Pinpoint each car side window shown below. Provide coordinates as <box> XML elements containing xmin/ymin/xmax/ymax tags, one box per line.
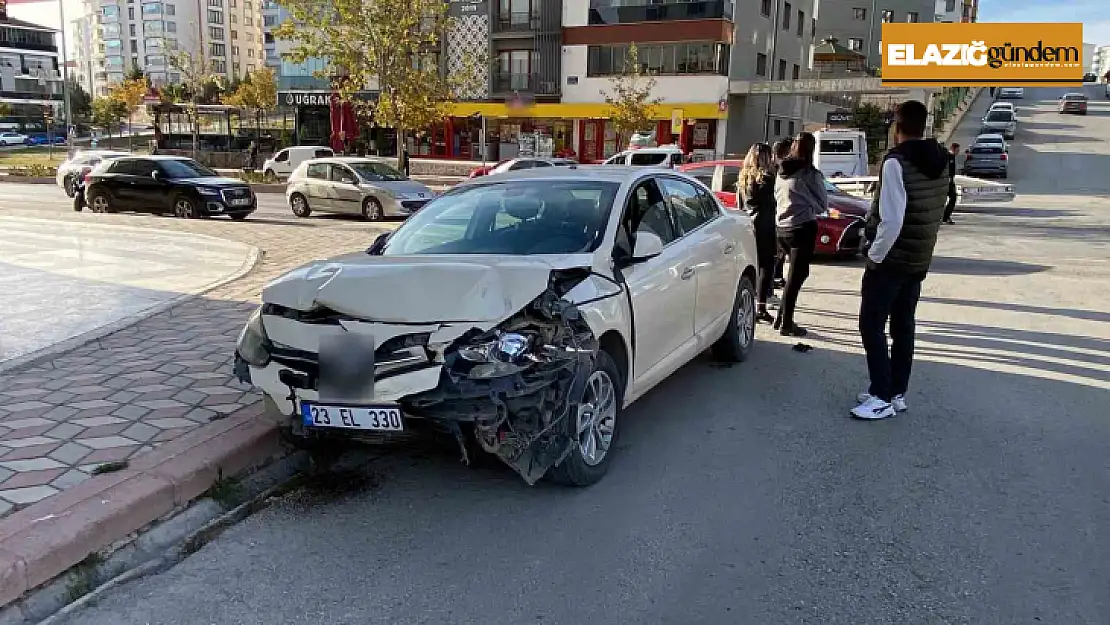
<box><xmin>306</xmin><ymin>163</ymin><xmax>329</xmax><ymax>180</ymax></box>
<box><xmin>509</xmin><ymin>160</ymin><xmax>534</xmax><ymax>170</ymax></box>
<box><xmin>314</xmin><ymin>149</ymin><xmax>334</xmax><ymax>158</ymax></box>
<box><xmin>329</xmin><ymin>165</ymin><xmax>356</xmax><ymax>184</ymax></box>
<box><xmin>629</xmin><ymin>179</ymin><xmax>677</xmax><ymax>245</ymax></box>
<box><xmin>603</xmin><ymin>153</ymin><xmax>626</xmax><ymax>165</ymax></box>
<box><xmin>720</xmin><ymin>166</ymin><xmax>740</xmax><ymax>193</ymax></box>
<box><xmin>109</xmin><ymin>159</ymin><xmax>136</xmax><ymax>175</ymax></box>
<box><xmin>133</xmin><ymin>160</ymin><xmax>158</xmax><ymax>177</ymax></box>
<box><xmin>661</xmin><ymin>177</ymin><xmax>712</xmax><ymax>234</ymax></box>
<box><xmin>684</xmin><ymin>165</ymin><xmax>716</xmax><ymax>189</ymax></box>
<box><xmin>630</xmin><ymin>152</ymin><xmax>668</xmax><ymax>166</ymax></box>
<box><xmin>695</xmin><ymin>188</ymin><xmax>721</xmax><ymax>222</ymax></box>
<box><xmin>533</xmin><ymin>160</ymin><xmax>553</xmax><ymax>167</ymax></box>
<box><xmin>274</xmin><ymin>150</ymin><xmax>288</xmax><ymax>162</ymax></box>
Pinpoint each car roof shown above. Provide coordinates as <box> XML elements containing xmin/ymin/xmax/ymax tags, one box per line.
<box><xmin>114</xmin><ymin>155</ymin><xmax>195</xmax><ymax>161</ymax></box>
<box><xmin>1063</xmin><ymin>93</ymin><xmax>1087</xmax><ymax>98</ymax></box>
<box><xmin>457</xmin><ymin>165</ymin><xmax>692</xmax><ymax>187</ymax></box>
<box><xmin>975</xmin><ymin>133</ymin><xmax>1005</xmax><ymax>140</ymax></box>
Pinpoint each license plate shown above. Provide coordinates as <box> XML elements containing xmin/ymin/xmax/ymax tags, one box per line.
<box><xmin>230</xmin><ymin>198</ymin><xmax>251</xmax><ymax>207</ymax></box>
<box><xmin>300</xmin><ymin>402</ymin><xmax>404</xmax><ymax>431</ymax></box>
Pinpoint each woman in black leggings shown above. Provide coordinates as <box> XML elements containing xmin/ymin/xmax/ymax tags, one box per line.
<box><xmin>738</xmin><ymin>142</ymin><xmax>777</xmax><ymax>323</ymax></box>
<box><xmin>772</xmin><ymin>132</ymin><xmax>827</xmax><ymax>337</ymax></box>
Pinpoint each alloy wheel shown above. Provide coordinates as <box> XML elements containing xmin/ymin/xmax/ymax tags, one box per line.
<box><xmin>576</xmin><ymin>370</ymin><xmax>617</xmax><ymax>466</ymax></box>
<box><xmin>175</xmin><ymin>198</ymin><xmax>196</xmax><ymax>219</ymax></box>
<box><xmin>364</xmin><ymin>198</ymin><xmax>384</xmax><ymax>221</ymax></box>
<box><xmin>90</xmin><ymin>195</ymin><xmax>109</xmax><ymax>213</ymax></box>
<box><xmin>737</xmin><ymin>285</ymin><xmax>756</xmax><ymax>350</ymax></box>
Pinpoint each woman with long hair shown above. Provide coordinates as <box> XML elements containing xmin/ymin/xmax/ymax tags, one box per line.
<box><xmin>738</xmin><ymin>142</ymin><xmax>778</xmax><ymax>323</ymax></box>
<box><xmin>772</xmin><ymin>132</ymin><xmax>827</xmax><ymax>337</ymax></box>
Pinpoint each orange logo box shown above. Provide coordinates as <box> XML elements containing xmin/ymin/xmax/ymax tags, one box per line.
<box><xmin>881</xmin><ymin>22</ymin><xmax>1084</xmax><ymax>87</ymax></box>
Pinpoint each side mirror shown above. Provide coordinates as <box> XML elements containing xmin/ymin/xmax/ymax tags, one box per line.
<box><xmin>366</xmin><ymin>232</ymin><xmax>390</xmax><ymax>255</ymax></box>
<box><xmin>631</xmin><ymin>231</ymin><xmax>664</xmax><ymax>262</ymax></box>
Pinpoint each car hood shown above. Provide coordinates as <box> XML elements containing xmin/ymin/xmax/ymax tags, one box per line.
<box><xmin>262</xmin><ymin>254</ymin><xmax>590</xmax><ymax>324</ymax></box>
<box><xmin>174</xmin><ymin>177</ymin><xmax>250</xmax><ymax>187</ymax></box>
<box><xmin>370</xmin><ymin>180</ymin><xmax>434</xmax><ymax>197</ymax></box>
<box><xmin>828</xmin><ymin>194</ymin><xmax>869</xmax><ymax>217</ymax></box>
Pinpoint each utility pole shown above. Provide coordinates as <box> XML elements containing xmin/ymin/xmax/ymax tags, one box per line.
<box><xmin>58</xmin><ymin>0</ymin><xmax>74</xmax><ymax>156</ymax></box>
<box><xmin>866</xmin><ymin>0</ymin><xmax>879</xmax><ymax>69</ymax></box>
<box><xmin>761</xmin><ymin>0</ymin><xmax>783</xmax><ymax>141</ymax></box>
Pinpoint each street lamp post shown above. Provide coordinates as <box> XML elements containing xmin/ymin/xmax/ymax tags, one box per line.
<box><xmin>57</xmin><ymin>0</ymin><xmax>74</xmax><ymax>155</ymax></box>
<box><xmin>761</xmin><ymin>0</ymin><xmax>783</xmax><ymax>141</ymax></box>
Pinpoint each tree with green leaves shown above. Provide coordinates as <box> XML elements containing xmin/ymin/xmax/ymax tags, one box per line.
<box><xmin>67</xmin><ymin>79</ymin><xmax>93</xmax><ymax>121</ymax></box>
<box><xmin>111</xmin><ymin>78</ymin><xmax>148</xmax><ymax>152</ymax></box>
<box><xmin>0</xmin><ymin>102</ymin><xmax>12</xmax><ymax>119</ymax></box>
<box><xmin>91</xmin><ymin>95</ymin><xmax>128</xmax><ymax>138</ymax></box>
<box><xmin>223</xmin><ymin>66</ymin><xmax>278</xmax><ymax>137</ymax></box>
<box><xmin>126</xmin><ymin>65</ymin><xmax>146</xmax><ymax>81</ymax></box>
<box><xmin>274</xmin><ymin>0</ymin><xmax>479</xmax><ymax>166</ymax></box>
<box><xmin>601</xmin><ymin>43</ymin><xmax>662</xmax><ymax>150</ymax></box>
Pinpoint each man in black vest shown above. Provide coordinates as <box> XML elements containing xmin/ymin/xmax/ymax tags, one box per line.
<box><xmin>852</xmin><ymin>100</ymin><xmax>950</xmax><ymax>420</ymax></box>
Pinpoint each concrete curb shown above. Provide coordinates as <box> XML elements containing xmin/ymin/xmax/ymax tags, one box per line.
<box><xmin>937</xmin><ymin>87</ymin><xmax>984</xmax><ymax>144</ymax></box>
<box><xmin>0</xmin><ymin>219</ymin><xmax>263</xmax><ymax>375</ymax></box>
<box><xmin>0</xmin><ymin>177</ymin><xmax>54</xmax><ymax>185</ymax></box>
<box><xmin>0</xmin><ymin>402</ymin><xmax>284</xmax><ymax>610</ymax></box>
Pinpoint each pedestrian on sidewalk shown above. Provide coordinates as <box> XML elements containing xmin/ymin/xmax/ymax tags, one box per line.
<box><xmin>773</xmin><ymin>132</ymin><xmax>827</xmax><ymax>337</ymax></box>
<box><xmin>852</xmin><ymin>100</ymin><xmax>950</xmax><ymax>420</ymax></box>
<box><xmin>739</xmin><ymin>142</ymin><xmax>778</xmax><ymax>324</ymax></box>
<box><xmin>770</xmin><ymin>138</ymin><xmax>793</xmax><ymax>289</ymax></box>
<box><xmin>943</xmin><ymin>142</ymin><xmax>960</xmax><ymax>224</ymax></box>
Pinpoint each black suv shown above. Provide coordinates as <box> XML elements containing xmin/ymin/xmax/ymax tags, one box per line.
<box><xmin>85</xmin><ymin>156</ymin><xmax>256</xmax><ymax>220</ymax></box>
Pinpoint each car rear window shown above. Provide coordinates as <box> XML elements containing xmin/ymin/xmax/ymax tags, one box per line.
<box><xmin>1063</xmin><ymin>95</ymin><xmax>1088</xmax><ymax>101</ymax></box>
<box><xmin>970</xmin><ymin>146</ymin><xmax>1003</xmax><ymax>154</ymax></box>
<box><xmin>630</xmin><ymin>152</ymin><xmax>669</xmax><ymax>166</ymax></box>
<box><xmin>985</xmin><ymin>111</ymin><xmax>1013</xmax><ymax>122</ymax></box>
<box><xmin>819</xmin><ymin>139</ymin><xmax>856</xmax><ymax>153</ymax></box>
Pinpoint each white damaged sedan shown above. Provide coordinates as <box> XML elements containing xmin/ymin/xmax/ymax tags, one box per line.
<box><xmin>235</xmin><ymin>167</ymin><xmax>759</xmax><ymax>486</ymax></box>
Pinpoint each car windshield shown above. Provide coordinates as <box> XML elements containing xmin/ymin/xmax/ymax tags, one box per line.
<box><xmin>350</xmin><ymin>161</ymin><xmax>406</xmax><ymax>182</ymax></box>
<box><xmin>379</xmin><ymin>180</ymin><xmax>619</xmax><ymax>256</ymax></box>
<box><xmin>159</xmin><ymin>159</ymin><xmax>218</xmax><ymax>178</ymax></box>
<box><xmin>986</xmin><ymin>111</ymin><xmax>1013</xmax><ymax>122</ymax></box>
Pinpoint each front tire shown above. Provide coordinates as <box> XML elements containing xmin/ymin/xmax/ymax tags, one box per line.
<box><xmin>363</xmin><ymin>197</ymin><xmax>384</xmax><ymax>221</ymax></box>
<box><xmin>548</xmin><ymin>350</ymin><xmax>623</xmax><ymax>487</ymax></box>
<box><xmin>173</xmin><ymin>196</ymin><xmax>198</xmax><ymax>219</ymax></box>
<box><xmin>711</xmin><ymin>274</ymin><xmax>757</xmax><ymax>363</ymax></box>
<box><xmin>290</xmin><ymin>193</ymin><xmax>311</xmax><ymax>218</ymax></box>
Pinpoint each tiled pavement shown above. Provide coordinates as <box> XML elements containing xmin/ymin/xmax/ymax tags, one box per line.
<box><xmin>0</xmin><ymin>207</ymin><xmax>395</xmax><ymax>514</ymax></box>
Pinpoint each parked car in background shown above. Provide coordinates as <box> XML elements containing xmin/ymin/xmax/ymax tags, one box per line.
<box><xmin>679</xmin><ymin>160</ymin><xmax>869</xmax><ymax>256</ymax></box>
<box><xmin>56</xmin><ymin>150</ymin><xmax>132</xmax><ymax>197</ymax></box>
<box><xmin>1058</xmin><ymin>93</ymin><xmax>1089</xmax><ymax>115</ymax></box>
<box><xmin>235</xmin><ymin>167</ymin><xmax>759</xmax><ymax>487</ymax></box>
<box><xmin>1083</xmin><ymin>72</ymin><xmax>1098</xmax><ymax>82</ymax></box>
<box><xmin>996</xmin><ymin>87</ymin><xmax>1024</xmax><ymax>99</ymax></box>
<box><xmin>963</xmin><ymin>143</ymin><xmax>1008</xmax><ymax>178</ymax></box>
<box><xmin>25</xmin><ymin>133</ymin><xmax>66</xmax><ymax>146</ymax></box>
<box><xmin>262</xmin><ymin>146</ymin><xmax>334</xmax><ymax>180</ymax></box>
<box><xmin>286</xmin><ymin>157</ymin><xmax>436</xmax><ymax>220</ymax></box>
<box><xmin>469</xmin><ymin>157</ymin><xmax>578</xmax><ymax>178</ymax></box>
<box><xmin>601</xmin><ymin>145</ymin><xmax>685</xmax><ymax>168</ymax></box>
<box><xmin>980</xmin><ymin>109</ymin><xmax>1017</xmax><ymax>139</ymax></box>
<box><xmin>84</xmin><ymin>155</ymin><xmax>256</xmax><ymax>219</ymax></box>
<box><xmin>0</xmin><ymin>132</ymin><xmax>28</xmax><ymax>146</ymax></box>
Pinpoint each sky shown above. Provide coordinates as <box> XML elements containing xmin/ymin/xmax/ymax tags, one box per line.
<box><xmin>6</xmin><ymin>0</ymin><xmax>1110</xmax><ymax>61</ymax></box>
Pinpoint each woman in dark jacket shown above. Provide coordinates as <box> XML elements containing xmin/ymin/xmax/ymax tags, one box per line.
<box><xmin>772</xmin><ymin>132</ymin><xmax>827</xmax><ymax>337</ymax></box>
<box><xmin>738</xmin><ymin>142</ymin><xmax>777</xmax><ymax>323</ymax></box>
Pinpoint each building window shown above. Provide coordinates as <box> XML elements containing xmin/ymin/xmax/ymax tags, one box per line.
<box><xmin>907</xmin><ymin>12</ymin><xmax>919</xmax><ymax>22</ymax></box>
<box><xmin>586</xmin><ymin>42</ymin><xmax>730</xmax><ymax>77</ymax></box>
<box><xmin>232</xmin><ymin>45</ymin><xmax>239</xmax><ymax>56</ymax></box>
<box><xmin>230</xmin><ymin>0</ymin><xmax>237</xmax><ymax>6</ymax></box>
<box><xmin>761</xmin><ymin>0</ymin><xmax>771</xmax><ymax>17</ymax></box>
<box><xmin>945</xmin><ymin>0</ymin><xmax>956</xmax><ymax>10</ymax></box>
<box><xmin>145</xmin><ymin>54</ymin><xmax>165</xmax><ymax>66</ymax></box>
<box><xmin>212</xmin><ymin>59</ymin><xmax>226</xmax><ymax>73</ymax></box>
<box><xmin>774</xmin><ymin>119</ymin><xmax>782</xmax><ymax>136</ymax></box>
<box><xmin>144</xmin><ymin>21</ymin><xmax>164</xmax><ymax>36</ymax></box>
<box><xmin>756</xmin><ymin>52</ymin><xmax>767</xmax><ymax>76</ymax></box>
<box><xmin>210</xmin><ymin>42</ymin><xmax>226</xmax><ymax>57</ymax></box>
<box><xmin>777</xmin><ymin>58</ymin><xmax>787</xmax><ymax>80</ymax></box>
<box><xmin>209</xmin><ymin>26</ymin><xmax>224</xmax><ymax>39</ymax></box>
<box><xmin>263</xmin><ymin>14</ymin><xmax>277</xmax><ymax>26</ymax></box>
<box><xmin>847</xmin><ymin>38</ymin><xmax>864</xmax><ymax>51</ymax></box>
<box><xmin>248</xmin><ymin>48</ymin><xmax>254</xmax><ymax>58</ymax></box>
<box><xmin>853</xmin><ymin>7</ymin><xmax>866</xmax><ymax>20</ymax></box>
<box><xmin>782</xmin><ymin>3</ymin><xmax>791</xmax><ymax>30</ymax></box>
<box><xmin>881</xmin><ymin>10</ymin><xmax>894</xmax><ymax>22</ymax></box>
<box><xmin>208</xmin><ymin>0</ymin><xmax>221</xmax><ymax>6</ymax></box>
<box><xmin>245</xmin><ymin>16</ymin><xmax>253</xmax><ymax>26</ymax></box>
<box><xmin>247</xmin><ymin>32</ymin><xmax>254</xmax><ymax>42</ymax></box>
<box><xmin>788</xmin><ymin>121</ymin><xmax>795</xmax><ymax>135</ymax></box>
<box><xmin>129</xmin><ymin>24</ymin><xmax>136</xmax><ymax>36</ymax></box>
<box><xmin>141</xmin><ymin>2</ymin><xmax>162</xmax><ymax>15</ymax></box>
<box><xmin>127</xmin><ymin>7</ymin><xmax>135</xmax><ymax>19</ymax></box>
<box><xmin>244</xmin><ymin>0</ymin><xmax>251</xmax><ymax>8</ymax></box>
<box><xmin>166</xmin><ymin>21</ymin><xmax>176</xmax><ymax>33</ymax></box>
<box><xmin>231</xmin><ymin>13</ymin><xmax>237</xmax><ymax>23</ymax></box>
<box><xmin>792</xmin><ymin>63</ymin><xmax>800</xmax><ymax>79</ymax></box>
<box><xmin>166</xmin><ymin>4</ymin><xmax>175</xmax><ymax>15</ymax></box>
<box><xmin>812</xmin><ymin>17</ymin><xmax>817</xmax><ymax>38</ymax></box>
<box><xmin>130</xmin><ymin>39</ymin><xmax>138</xmax><ymax>52</ymax></box>
<box><xmin>207</xmin><ymin>10</ymin><xmax>222</xmax><ymax>23</ymax></box>
<box><xmin>102</xmin><ymin>5</ymin><xmax>120</xmax><ymax>19</ymax></box>
<box><xmin>232</xmin><ymin>29</ymin><xmax>238</xmax><ymax>39</ymax></box>
<box><xmin>797</xmin><ymin>10</ymin><xmax>804</xmax><ymax>36</ymax></box>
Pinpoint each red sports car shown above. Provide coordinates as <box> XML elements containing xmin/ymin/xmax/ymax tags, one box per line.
<box><xmin>680</xmin><ymin>160</ymin><xmax>869</xmax><ymax>257</ymax></box>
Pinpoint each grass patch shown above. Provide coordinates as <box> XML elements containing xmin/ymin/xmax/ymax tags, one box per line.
<box><xmin>0</xmin><ymin>147</ymin><xmax>68</xmax><ymax>167</ymax></box>
<box><xmin>64</xmin><ymin>551</ymin><xmax>105</xmax><ymax>603</ymax></box>
<box><xmin>204</xmin><ymin>471</ymin><xmax>246</xmax><ymax>509</ymax></box>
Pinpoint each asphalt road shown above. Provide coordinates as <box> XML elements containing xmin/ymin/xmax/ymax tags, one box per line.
<box><xmin>43</xmin><ymin>87</ymin><xmax>1110</xmax><ymax>625</ymax></box>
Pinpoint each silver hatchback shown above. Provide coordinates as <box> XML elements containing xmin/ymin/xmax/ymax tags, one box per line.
<box><xmin>286</xmin><ymin>157</ymin><xmax>436</xmax><ymax>220</ymax></box>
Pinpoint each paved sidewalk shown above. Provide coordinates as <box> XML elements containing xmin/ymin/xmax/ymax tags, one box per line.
<box><xmin>0</xmin><ymin>209</ymin><xmax>389</xmax><ymax>515</ymax></box>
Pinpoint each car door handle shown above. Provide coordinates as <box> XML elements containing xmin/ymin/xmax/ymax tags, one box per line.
<box><xmin>723</xmin><ymin>244</ymin><xmax>735</xmax><ymax>255</ymax></box>
<box><xmin>680</xmin><ymin>266</ymin><xmax>695</xmax><ymax>280</ymax></box>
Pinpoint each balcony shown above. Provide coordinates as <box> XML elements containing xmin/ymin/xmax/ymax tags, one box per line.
<box><xmin>492</xmin><ymin>71</ymin><xmax>559</xmax><ymax>97</ymax></box>
<box><xmin>494</xmin><ymin>11</ymin><xmax>540</xmax><ymax>33</ymax></box>
<box><xmin>588</xmin><ymin>0</ymin><xmax>734</xmax><ymax>25</ymax></box>
<box><xmin>0</xmin><ymin>90</ymin><xmax>64</xmax><ymax>102</ymax></box>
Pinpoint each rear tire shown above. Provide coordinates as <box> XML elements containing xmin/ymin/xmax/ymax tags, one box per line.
<box><xmin>548</xmin><ymin>350</ymin><xmax>623</xmax><ymax>487</ymax></box>
<box><xmin>290</xmin><ymin>193</ymin><xmax>311</xmax><ymax>218</ymax></box>
<box><xmin>363</xmin><ymin>197</ymin><xmax>384</xmax><ymax>221</ymax></box>
<box><xmin>87</xmin><ymin>189</ymin><xmax>112</xmax><ymax>214</ymax></box>
<box><xmin>63</xmin><ymin>175</ymin><xmax>77</xmax><ymax>198</ymax></box>
<box><xmin>711</xmin><ymin>275</ymin><xmax>757</xmax><ymax>363</ymax></box>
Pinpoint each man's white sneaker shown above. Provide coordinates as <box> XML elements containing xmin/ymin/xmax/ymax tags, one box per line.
<box><xmin>857</xmin><ymin>392</ymin><xmax>908</xmax><ymax>413</ymax></box>
<box><xmin>851</xmin><ymin>396</ymin><xmax>896</xmax><ymax>420</ymax></box>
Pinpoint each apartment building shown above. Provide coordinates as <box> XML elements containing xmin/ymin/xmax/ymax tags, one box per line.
<box><xmin>0</xmin><ymin>12</ymin><xmax>64</xmax><ymax>121</ymax></box>
<box><xmin>1092</xmin><ymin>45</ymin><xmax>1110</xmax><ymax>79</ymax></box>
<box><xmin>934</xmin><ymin>0</ymin><xmax>959</xmax><ymax>22</ymax></box>
<box><xmin>72</xmin><ymin>0</ymin><xmax>264</xmax><ymax>97</ymax></box>
<box><xmin>814</xmin><ymin>0</ymin><xmax>934</xmax><ymax>68</ymax></box>
<box><xmin>959</xmin><ymin>0</ymin><xmax>977</xmax><ymax>23</ymax></box>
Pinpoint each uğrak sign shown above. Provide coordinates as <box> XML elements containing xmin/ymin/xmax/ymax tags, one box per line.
<box><xmin>447</xmin><ymin>0</ymin><xmax>488</xmax><ymax>17</ymax></box>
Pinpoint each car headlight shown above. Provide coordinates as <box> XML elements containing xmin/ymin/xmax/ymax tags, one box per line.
<box><xmin>236</xmin><ymin>308</ymin><xmax>271</xmax><ymax>366</ymax></box>
<box><xmin>456</xmin><ymin>332</ymin><xmax>535</xmax><ymax>379</ymax></box>
<box><xmin>198</xmin><ymin>187</ymin><xmax>220</xmax><ymax>196</ymax></box>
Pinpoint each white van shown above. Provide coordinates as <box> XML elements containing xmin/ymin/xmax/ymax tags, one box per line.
<box><xmin>813</xmin><ymin>130</ymin><xmax>868</xmax><ymax>178</ymax></box>
<box><xmin>601</xmin><ymin>145</ymin><xmax>685</xmax><ymax>168</ymax></box>
<box><xmin>262</xmin><ymin>146</ymin><xmax>334</xmax><ymax>180</ymax></box>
